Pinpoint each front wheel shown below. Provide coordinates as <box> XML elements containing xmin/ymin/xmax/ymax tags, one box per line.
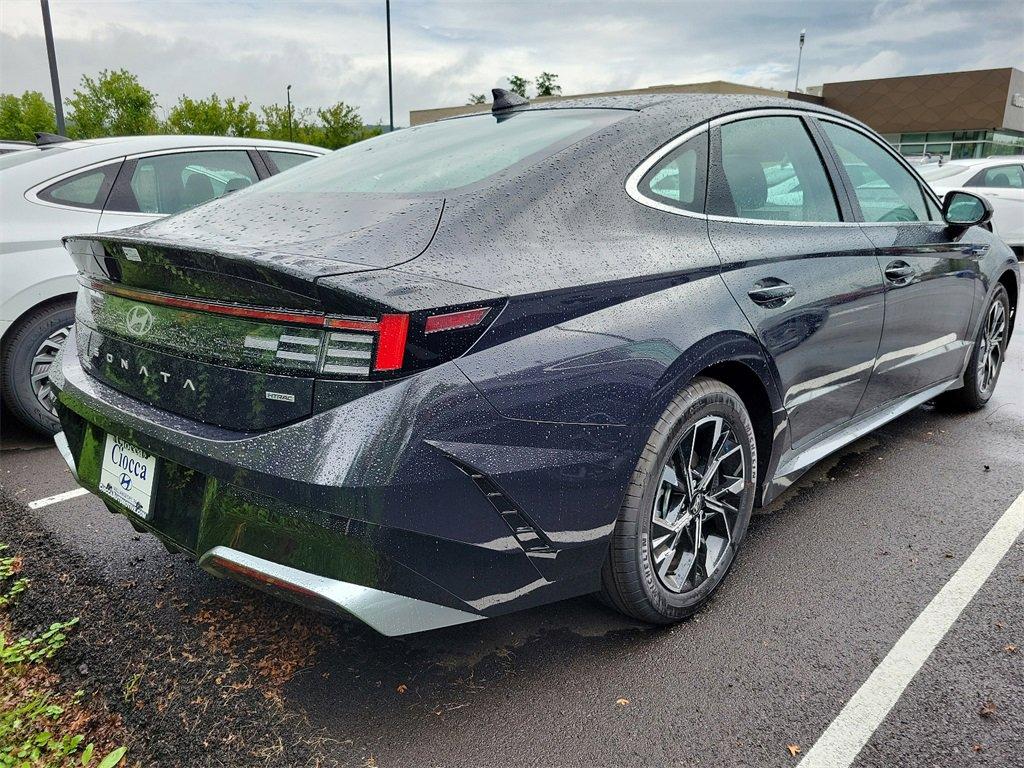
<box><xmin>938</xmin><ymin>285</ymin><xmax>1010</xmax><ymax>412</ymax></box>
<box><xmin>600</xmin><ymin>377</ymin><xmax>757</xmax><ymax>624</ymax></box>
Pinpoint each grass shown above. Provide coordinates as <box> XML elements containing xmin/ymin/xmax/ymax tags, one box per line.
<box><xmin>0</xmin><ymin>544</ymin><xmax>128</xmax><ymax>768</ymax></box>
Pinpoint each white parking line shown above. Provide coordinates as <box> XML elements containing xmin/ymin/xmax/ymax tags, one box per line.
<box><xmin>27</xmin><ymin>487</ymin><xmax>91</xmax><ymax>509</ymax></box>
<box><xmin>800</xmin><ymin>488</ymin><xmax>1024</xmax><ymax>768</ymax></box>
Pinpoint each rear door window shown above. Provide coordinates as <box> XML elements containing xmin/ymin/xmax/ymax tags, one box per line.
<box><xmin>967</xmin><ymin>165</ymin><xmax>1024</xmax><ymax>189</ymax></box>
<box><xmin>107</xmin><ymin>150</ymin><xmax>259</xmax><ymax>215</ymax></box>
<box><xmin>37</xmin><ymin>162</ymin><xmax>121</xmax><ymax>210</ymax></box>
<box><xmin>819</xmin><ymin>121</ymin><xmax>932</xmax><ymax>223</ymax></box>
<box><xmin>266</xmin><ymin>151</ymin><xmax>319</xmax><ymax>173</ymax></box>
<box><xmin>708</xmin><ymin>115</ymin><xmax>840</xmax><ymax>222</ymax></box>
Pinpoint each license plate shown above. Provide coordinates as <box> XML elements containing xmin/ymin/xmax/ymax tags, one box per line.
<box><xmin>99</xmin><ymin>433</ymin><xmax>157</xmax><ymax>518</ymax></box>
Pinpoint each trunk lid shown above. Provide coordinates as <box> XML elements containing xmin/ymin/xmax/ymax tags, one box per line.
<box><xmin>65</xmin><ymin>195</ymin><xmax>445</xmax><ymax>431</ymax></box>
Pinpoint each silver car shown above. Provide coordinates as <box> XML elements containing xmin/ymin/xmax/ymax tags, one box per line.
<box><xmin>0</xmin><ymin>134</ymin><xmax>328</xmax><ymax>434</ymax></box>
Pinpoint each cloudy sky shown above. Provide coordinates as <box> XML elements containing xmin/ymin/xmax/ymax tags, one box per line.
<box><xmin>2</xmin><ymin>0</ymin><xmax>1022</xmax><ymax>126</ymax></box>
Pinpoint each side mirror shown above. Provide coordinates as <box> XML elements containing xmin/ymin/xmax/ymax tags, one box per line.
<box><xmin>942</xmin><ymin>190</ymin><xmax>993</xmax><ymax>228</ymax></box>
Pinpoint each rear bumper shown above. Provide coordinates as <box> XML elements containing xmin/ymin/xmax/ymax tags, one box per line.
<box><xmin>51</xmin><ymin>327</ymin><xmax>631</xmax><ymax>633</ymax></box>
<box><xmin>199</xmin><ymin>547</ymin><xmax>482</xmax><ymax>636</ymax></box>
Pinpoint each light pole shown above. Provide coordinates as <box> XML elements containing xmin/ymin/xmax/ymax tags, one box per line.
<box><xmin>386</xmin><ymin>0</ymin><xmax>394</xmax><ymax>132</ymax></box>
<box><xmin>286</xmin><ymin>84</ymin><xmax>293</xmax><ymax>141</ymax></box>
<box><xmin>40</xmin><ymin>0</ymin><xmax>65</xmax><ymax>135</ymax></box>
<box><xmin>794</xmin><ymin>29</ymin><xmax>806</xmax><ymax>93</ymax></box>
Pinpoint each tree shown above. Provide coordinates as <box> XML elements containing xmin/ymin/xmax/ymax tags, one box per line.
<box><xmin>66</xmin><ymin>69</ymin><xmax>158</xmax><ymax>138</ymax></box>
<box><xmin>0</xmin><ymin>91</ymin><xmax>56</xmax><ymax>140</ymax></box>
<box><xmin>535</xmin><ymin>72</ymin><xmax>561</xmax><ymax>97</ymax></box>
<box><xmin>258</xmin><ymin>103</ymin><xmax>312</xmax><ymax>142</ymax></box>
<box><xmin>507</xmin><ymin>75</ymin><xmax>531</xmax><ymax>98</ymax></box>
<box><xmin>315</xmin><ymin>102</ymin><xmax>380</xmax><ymax>149</ymax></box>
<box><xmin>467</xmin><ymin>93</ymin><xmax>486</xmax><ymax>105</ymax></box>
<box><xmin>165</xmin><ymin>94</ymin><xmax>258</xmax><ymax>136</ymax></box>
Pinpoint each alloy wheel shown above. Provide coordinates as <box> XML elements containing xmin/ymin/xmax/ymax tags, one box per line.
<box><xmin>650</xmin><ymin>415</ymin><xmax>747</xmax><ymax>594</ymax></box>
<box><xmin>977</xmin><ymin>299</ymin><xmax>1006</xmax><ymax>394</ymax></box>
<box><xmin>30</xmin><ymin>324</ymin><xmax>71</xmax><ymax>416</ymax></box>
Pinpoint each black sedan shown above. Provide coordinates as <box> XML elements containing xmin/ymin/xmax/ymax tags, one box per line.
<box><xmin>52</xmin><ymin>91</ymin><xmax>1019</xmax><ymax>635</ymax></box>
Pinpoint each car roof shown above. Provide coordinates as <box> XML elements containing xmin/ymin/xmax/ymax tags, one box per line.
<box><xmin>448</xmin><ymin>92</ymin><xmax>852</xmax><ymax>128</ymax></box>
<box><xmin>31</xmin><ymin>134</ymin><xmax>327</xmax><ymax>154</ymax></box>
<box><xmin>933</xmin><ymin>157</ymin><xmax>1024</xmax><ymax>170</ymax></box>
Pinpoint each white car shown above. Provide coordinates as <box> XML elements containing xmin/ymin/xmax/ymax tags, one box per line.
<box><xmin>0</xmin><ymin>134</ymin><xmax>328</xmax><ymax>434</ymax></box>
<box><xmin>918</xmin><ymin>158</ymin><xmax>1024</xmax><ymax>256</ymax></box>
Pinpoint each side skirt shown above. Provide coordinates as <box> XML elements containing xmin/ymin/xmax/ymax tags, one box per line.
<box><xmin>763</xmin><ymin>378</ymin><xmax>957</xmax><ymax>505</ymax></box>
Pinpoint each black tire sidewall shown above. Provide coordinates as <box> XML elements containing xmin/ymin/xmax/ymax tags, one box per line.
<box><xmin>1</xmin><ymin>300</ymin><xmax>75</xmax><ymax>435</ymax></box>
<box><xmin>965</xmin><ymin>285</ymin><xmax>1010</xmax><ymax>406</ymax></box>
<box><xmin>618</xmin><ymin>380</ymin><xmax>757</xmax><ymax>622</ymax></box>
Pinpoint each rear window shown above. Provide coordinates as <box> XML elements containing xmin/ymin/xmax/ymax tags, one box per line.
<box><xmin>245</xmin><ymin>109</ymin><xmax>626</xmax><ymax>195</ymax></box>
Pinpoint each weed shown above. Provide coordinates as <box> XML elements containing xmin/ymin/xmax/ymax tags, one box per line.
<box><xmin>1</xmin><ymin>543</ymin><xmax>127</xmax><ymax>768</ymax></box>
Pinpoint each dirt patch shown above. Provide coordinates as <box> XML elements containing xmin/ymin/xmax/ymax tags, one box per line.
<box><xmin>0</xmin><ymin>489</ymin><xmax>350</xmax><ymax>767</ymax></box>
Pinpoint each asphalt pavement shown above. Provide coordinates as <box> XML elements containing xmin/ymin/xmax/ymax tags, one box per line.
<box><xmin>1</xmin><ymin>339</ymin><xmax>1022</xmax><ymax>768</ymax></box>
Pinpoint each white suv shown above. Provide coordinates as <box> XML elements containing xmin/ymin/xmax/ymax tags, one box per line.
<box><xmin>918</xmin><ymin>157</ymin><xmax>1024</xmax><ymax>256</ymax></box>
<box><xmin>0</xmin><ymin>135</ymin><xmax>328</xmax><ymax>434</ymax></box>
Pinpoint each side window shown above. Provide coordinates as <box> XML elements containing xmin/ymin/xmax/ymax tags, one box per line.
<box><xmin>107</xmin><ymin>150</ymin><xmax>258</xmax><ymax>215</ymax></box>
<box><xmin>967</xmin><ymin>165</ymin><xmax>1024</xmax><ymax>189</ymax></box>
<box><xmin>267</xmin><ymin>151</ymin><xmax>318</xmax><ymax>174</ymax></box>
<box><xmin>638</xmin><ymin>131</ymin><xmax>708</xmax><ymax>213</ymax></box>
<box><xmin>819</xmin><ymin>121</ymin><xmax>932</xmax><ymax>223</ymax></box>
<box><xmin>37</xmin><ymin>162</ymin><xmax>121</xmax><ymax>210</ymax></box>
<box><xmin>708</xmin><ymin>116</ymin><xmax>839</xmax><ymax>222</ymax></box>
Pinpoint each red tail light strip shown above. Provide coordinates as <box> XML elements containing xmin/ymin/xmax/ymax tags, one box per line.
<box><xmin>324</xmin><ymin>317</ymin><xmax>380</xmax><ymax>332</ymax></box>
<box><xmin>88</xmin><ymin>278</ymin><xmax>326</xmax><ymax>327</ymax></box>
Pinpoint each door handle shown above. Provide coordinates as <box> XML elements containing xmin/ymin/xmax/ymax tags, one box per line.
<box><xmin>884</xmin><ymin>260</ymin><xmax>915</xmax><ymax>285</ymax></box>
<box><xmin>747</xmin><ymin>279</ymin><xmax>796</xmax><ymax>308</ymax></box>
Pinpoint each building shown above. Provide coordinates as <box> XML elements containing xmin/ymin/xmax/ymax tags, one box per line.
<box><xmin>821</xmin><ymin>68</ymin><xmax>1024</xmax><ymax>159</ymax></box>
<box><xmin>410</xmin><ymin>68</ymin><xmax>1024</xmax><ymax>159</ymax></box>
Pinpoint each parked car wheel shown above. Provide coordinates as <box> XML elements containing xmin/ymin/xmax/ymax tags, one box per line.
<box><xmin>601</xmin><ymin>377</ymin><xmax>757</xmax><ymax>624</ymax></box>
<box><xmin>1</xmin><ymin>298</ymin><xmax>75</xmax><ymax>435</ymax></box>
<box><xmin>938</xmin><ymin>284</ymin><xmax>1010</xmax><ymax>412</ymax></box>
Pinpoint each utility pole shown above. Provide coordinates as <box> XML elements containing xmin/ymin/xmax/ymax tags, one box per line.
<box><xmin>286</xmin><ymin>84</ymin><xmax>293</xmax><ymax>141</ymax></box>
<box><xmin>794</xmin><ymin>29</ymin><xmax>806</xmax><ymax>93</ymax></box>
<box><xmin>386</xmin><ymin>0</ymin><xmax>394</xmax><ymax>132</ymax></box>
<box><xmin>40</xmin><ymin>0</ymin><xmax>65</xmax><ymax>135</ymax></box>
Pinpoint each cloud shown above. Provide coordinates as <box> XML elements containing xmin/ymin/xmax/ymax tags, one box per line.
<box><xmin>1</xmin><ymin>0</ymin><xmax>1021</xmax><ymax>126</ymax></box>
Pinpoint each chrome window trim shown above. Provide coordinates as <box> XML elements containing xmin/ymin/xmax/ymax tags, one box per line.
<box><xmin>626</xmin><ymin>107</ymin><xmax>948</xmax><ymax>228</ymax></box>
<box><xmin>624</xmin><ymin>122</ymin><xmax>710</xmax><ymax>219</ymax></box>
<box><xmin>25</xmin><ymin>157</ymin><xmax>127</xmax><ymax>213</ymax></box>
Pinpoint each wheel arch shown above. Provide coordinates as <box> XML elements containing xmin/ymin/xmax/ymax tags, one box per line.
<box><xmin>2</xmin><ymin>289</ymin><xmax>78</xmax><ymax>343</ymax></box>
<box><xmin>647</xmin><ymin>331</ymin><xmax>785</xmax><ymax>504</ymax></box>
<box><xmin>997</xmin><ymin>268</ymin><xmax>1018</xmax><ymax>342</ymax></box>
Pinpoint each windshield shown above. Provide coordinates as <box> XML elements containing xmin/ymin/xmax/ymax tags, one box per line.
<box><xmin>917</xmin><ymin>164</ymin><xmax>969</xmax><ymax>182</ymax></box>
<box><xmin>245</xmin><ymin>109</ymin><xmax>627</xmax><ymax>196</ymax></box>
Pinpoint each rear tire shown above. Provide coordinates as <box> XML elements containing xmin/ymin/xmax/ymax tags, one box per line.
<box><xmin>1</xmin><ymin>298</ymin><xmax>75</xmax><ymax>436</ymax></box>
<box><xmin>937</xmin><ymin>285</ymin><xmax>1010</xmax><ymax>412</ymax></box>
<box><xmin>601</xmin><ymin>377</ymin><xmax>757</xmax><ymax>624</ymax></box>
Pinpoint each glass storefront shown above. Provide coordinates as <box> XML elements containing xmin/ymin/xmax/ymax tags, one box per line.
<box><xmin>883</xmin><ymin>130</ymin><xmax>1024</xmax><ymax>160</ymax></box>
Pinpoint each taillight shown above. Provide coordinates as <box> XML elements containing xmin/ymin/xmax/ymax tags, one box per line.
<box><xmin>374</xmin><ymin>314</ymin><xmax>410</xmax><ymax>371</ymax></box>
<box><xmin>83</xmin><ymin>277</ymin><xmax>502</xmax><ymax>381</ymax></box>
<box><xmin>424</xmin><ymin>307</ymin><xmax>491</xmax><ymax>334</ymax></box>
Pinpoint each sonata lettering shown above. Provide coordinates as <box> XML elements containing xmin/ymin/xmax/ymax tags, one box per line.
<box><xmin>91</xmin><ymin>349</ymin><xmax>197</xmax><ymax>391</ymax></box>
